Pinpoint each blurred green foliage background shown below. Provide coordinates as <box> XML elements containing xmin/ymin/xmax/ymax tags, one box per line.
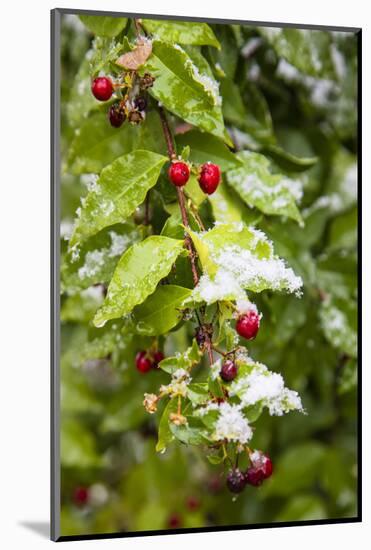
<box><xmin>59</xmin><ymin>14</ymin><xmax>358</xmax><ymax>536</ymax></box>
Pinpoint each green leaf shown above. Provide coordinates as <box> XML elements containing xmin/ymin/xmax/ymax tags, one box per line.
<box><xmin>206</xmin><ymin>452</ymin><xmax>225</xmax><ymax>465</ymax></box>
<box><xmin>132</xmin><ymin>285</ymin><xmax>192</xmax><ymax>336</ymax></box>
<box><xmin>89</xmin><ymin>36</ymin><xmax>126</xmax><ymax>76</ymax></box>
<box><xmin>170</xmin><ymin>418</ymin><xmax>210</xmax><ymax>445</ymax></box>
<box><xmin>62</xmin><ymin>223</ymin><xmax>141</xmax><ymax>292</ymax></box>
<box><xmin>187</xmin><ymin>222</ymin><xmax>303</xmax><ymax>304</ymax></box>
<box><xmin>142</xmin><ymin>19</ymin><xmax>220</xmax><ymax>48</ymax></box>
<box><xmin>328</xmin><ymin>207</ymin><xmax>357</xmax><ymax>251</ymax></box>
<box><xmin>319</xmin><ymin>297</ymin><xmax>357</xmax><ymax>358</ymax></box>
<box><xmin>68</xmin><ymin>112</ymin><xmax>135</xmax><ymax>174</ymax></box>
<box><xmin>79</xmin><ymin>15</ymin><xmax>127</xmax><ymax>37</ymax></box>
<box><xmin>158</xmin><ymin>340</ymin><xmax>201</xmax><ymax>374</ymax></box>
<box><xmin>208</xmin><ymin>376</ymin><xmax>224</xmax><ymax>399</ymax></box>
<box><xmin>156</xmin><ymin>398</ymin><xmax>178</xmax><ymax>452</ymax></box>
<box><xmin>93</xmin><ymin>236</ymin><xmax>184</xmax><ymax>326</ymax></box>
<box><xmin>227</xmin><ymin>151</ymin><xmax>303</xmax><ymax>224</ymax></box>
<box><xmin>187</xmin><ymin>228</ymin><xmax>218</xmax><ymax>277</ymax></box>
<box><xmin>260</xmin><ymin>144</ymin><xmax>318</xmax><ymax>173</ymax></box>
<box><xmin>140</xmin><ymin>41</ymin><xmax>229</xmax><ymax>144</ymax></box>
<box><xmin>187</xmin><ymin>383</ymin><xmax>209</xmax><ymax>405</ymax></box>
<box><xmin>175</xmin><ymin>130</ymin><xmax>242</xmax><ymax>171</ymax></box>
<box><xmin>61</xmin><ymin>287</ymin><xmax>104</xmax><ymax>323</ymax></box>
<box><xmin>208</xmin><ymin>181</ymin><xmax>261</xmax><ymax>225</ymax></box>
<box><xmin>70</xmin><ymin>150</ymin><xmax>167</xmax><ymax>246</ymax></box>
<box><xmin>259</xmin><ymin>27</ymin><xmax>335</xmax><ymax>79</ymax></box>
<box><xmin>68</xmin><ymin>110</ymin><xmax>167</xmax><ymax>175</ymax></box>
<box><xmin>221</xmin><ymin>79</ymin><xmax>274</xmax><ymax>145</ymax></box>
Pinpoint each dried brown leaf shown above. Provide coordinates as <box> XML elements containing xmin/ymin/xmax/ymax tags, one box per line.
<box><xmin>116</xmin><ymin>38</ymin><xmax>152</xmax><ymax>70</ymax></box>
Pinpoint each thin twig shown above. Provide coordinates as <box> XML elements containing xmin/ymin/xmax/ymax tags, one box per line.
<box><xmin>158</xmin><ymin>105</ymin><xmax>199</xmax><ymax>287</ymax></box>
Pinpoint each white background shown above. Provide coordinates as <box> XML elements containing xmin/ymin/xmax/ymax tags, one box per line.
<box><xmin>0</xmin><ymin>0</ymin><xmax>368</xmax><ymax>547</ymax></box>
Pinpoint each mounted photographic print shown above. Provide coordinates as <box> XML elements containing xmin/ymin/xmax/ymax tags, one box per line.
<box><xmin>51</xmin><ymin>8</ymin><xmax>361</xmax><ymax>542</ymax></box>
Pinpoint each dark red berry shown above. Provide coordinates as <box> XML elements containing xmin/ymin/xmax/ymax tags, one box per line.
<box><xmin>134</xmin><ymin>96</ymin><xmax>147</xmax><ymax>111</ymax></box>
<box><xmin>245</xmin><ymin>451</ymin><xmax>273</xmax><ymax>486</ymax></box>
<box><xmin>186</xmin><ymin>496</ymin><xmax>200</xmax><ymax>511</ymax></box>
<box><xmin>236</xmin><ymin>309</ymin><xmax>260</xmax><ymax>340</ymax></box>
<box><xmin>168</xmin><ymin>162</ymin><xmax>190</xmax><ymax>187</ymax></box>
<box><xmin>226</xmin><ymin>469</ymin><xmax>246</xmax><ymax>494</ymax></box>
<box><xmin>198</xmin><ymin>163</ymin><xmax>221</xmax><ymax>195</ymax></box>
<box><xmin>195</xmin><ymin>326</ymin><xmax>206</xmax><ymax>348</ymax></box>
<box><xmin>220</xmin><ymin>359</ymin><xmax>238</xmax><ymax>382</ymax></box>
<box><xmin>108</xmin><ymin>103</ymin><xmax>125</xmax><ymax>128</ymax></box>
<box><xmin>245</xmin><ymin>467</ymin><xmax>265</xmax><ymax>487</ymax></box>
<box><xmin>91</xmin><ymin>76</ymin><xmax>113</xmax><ymax>101</ymax></box>
<box><xmin>73</xmin><ymin>486</ymin><xmax>89</xmax><ymax>506</ymax></box>
<box><xmin>135</xmin><ymin>351</ymin><xmax>152</xmax><ymax>373</ymax></box>
<box><xmin>167</xmin><ymin>513</ymin><xmax>182</xmax><ymax>529</ymax></box>
<box><xmin>152</xmin><ymin>350</ymin><xmax>164</xmax><ymax>368</ymax></box>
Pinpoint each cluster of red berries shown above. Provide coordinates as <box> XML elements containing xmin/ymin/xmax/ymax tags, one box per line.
<box><xmin>168</xmin><ymin>160</ymin><xmax>221</xmax><ymax>195</ymax></box>
<box><xmin>91</xmin><ymin>75</ymin><xmax>152</xmax><ymax>128</ymax></box>
<box><xmin>135</xmin><ymin>349</ymin><xmax>164</xmax><ymax>373</ymax></box>
<box><xmin>226</xmin><ymin>451</ymin><xmax>273</xmax><ymax>494</ymax></box>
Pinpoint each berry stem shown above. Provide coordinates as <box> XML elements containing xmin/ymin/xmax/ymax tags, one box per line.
<box><xmin>158</xmin><ymin>105</ymin><xmax>199</xmax><ymax>287</ymax></box>
<box><xmin>158</xmin><ymin>104</ymin><xmax>215</xmax><ymax>367</ymax></box>
<box><xmin>185</xmin><ymin>195</ymin><xmax>206</xmax><ymax>231</ymax></box>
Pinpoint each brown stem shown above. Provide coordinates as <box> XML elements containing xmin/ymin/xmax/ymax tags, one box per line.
<box><xmin>158</xmin><ymin>105</ymin><xmax>199</xmax><ymax>287</ymax></box>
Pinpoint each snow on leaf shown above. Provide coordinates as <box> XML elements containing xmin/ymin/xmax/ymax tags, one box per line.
<box><xmin>229</xmin><ymin>360</ymin><xmax>304</xmax><ymax>417</ymax></box>
<box><xmin>227</xmin><ymin>151</ymin><xmax>303</xmax><ymax>224</ymax></box>
<box><xmin>187</xmin><ymin>222</ymin><xmax>303</xmax><ymax>305</ymax></box>
<box><xmin>69</xmin><ymin>150</ymin><xmax>167</xmax><ymax>247</ymax></box>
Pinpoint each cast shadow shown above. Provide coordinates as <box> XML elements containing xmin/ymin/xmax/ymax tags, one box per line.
<box><xmin>19</xmin><ymin>521</ymin><xmax>49</xmax><ymax>539</ymax></box>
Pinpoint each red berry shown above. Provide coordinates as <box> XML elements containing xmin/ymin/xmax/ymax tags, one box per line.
<box><xmin>167</xmin><ymin>513</ymin><xmax>182</xmax><ymax>529</ymax></box>
<box><xmin>226</xmin><ymin>469</ymin><xmax>246</xmax><ymax>493</ymax></box>
<box><xmin>108</xmin><ymin>103</ymin><xmax>125</xmax><ymax>128</ymax></box>
<box><xmin>198</xmin><ymin>163</ymin><xmax>221</xmax><ymax>195</ymax></box>
<box><xmin>186</xmin><ymin>496</ymin><xmax>200</xmax><ymax>511</ymax></box>
<box><xmin>245</xmin><ymin>451</ymin><xmax>273</xmax><ymax>486</ymax></box>
<box><xmin>252</xmin><ymin>451</ymin><xmax>273</xmax><ymax>478</ymax></box>
<box><xmin>245</xmin><ymin>467</ymin><xmax>265</xmax><ymax>487</ymax></box>
<box><xmin>236</xmin><ymin>309</ymin><xmax>260</xmax><ymax>340</ymax></box>
<box><xmin>220</xmin><ymin>359</ymin><xmax>238</xmax><ymax>382</ymax></box>
<box><xmin>152</xmin><ymin>350</ymin><xmax>164</xmax><ymax>368</ymax></box>
<box><xmin>168</xmin><ymin>162</ymin><xmax>190</xmax><ymax>187</ymax></box>
<box><xmin>91</xmin><ymin>76</ymin><xmax>113</xmax><ymax>101</ymax></box>
<box><xmin>135</xmin><ymin>351</ymin><xmax>152</xmax><ymax>373</ymax></box>
<box><xmin>73</xmin><ymin>486</ymin><xmax>89</xmax><ymax>506</ymax></box>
